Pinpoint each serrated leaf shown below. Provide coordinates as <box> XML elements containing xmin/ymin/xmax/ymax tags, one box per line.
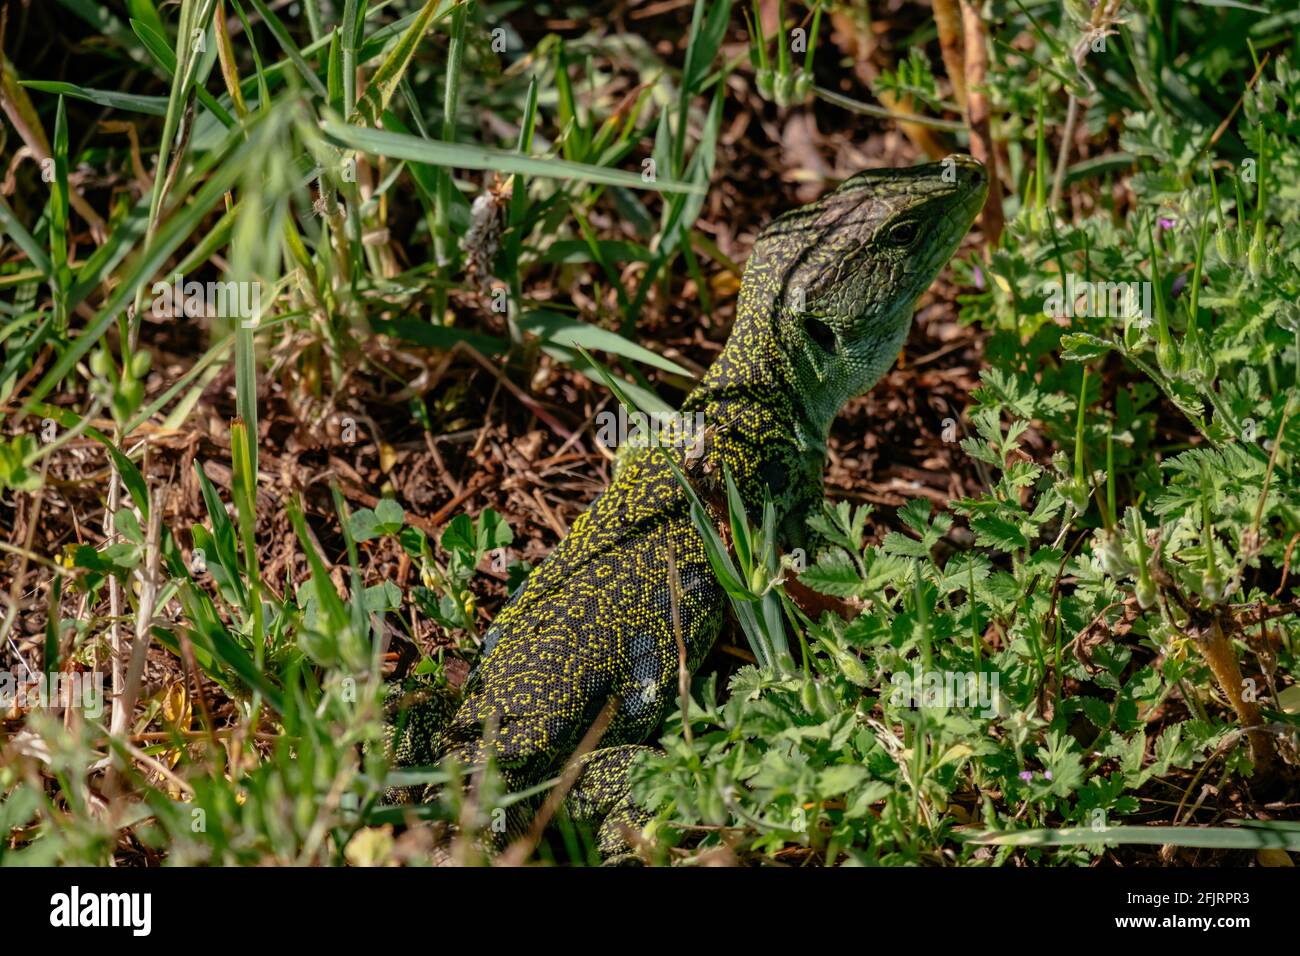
<box><xmin>969</xmin><ymin>514</ymin><xmax>1029</xmax><ymax>551</ymax></box>
<box><xmin>817</xmin><ymin>763</ymin><xmax>869</xmax><ymax>794</ymax></box>
<box><xmin>799</xmin><ymin>550</ymin><xmax>863</xmax><ymax>598</ymax></box>
<box><xmin>1059</xmin><ymin>332</ymin><xmax>1114</xmax><ymax>362</ymax></box>
<box><xmin>881</xmin><ymin>532</ymin><xmax>932</xmax><ymax>558</ymax></box>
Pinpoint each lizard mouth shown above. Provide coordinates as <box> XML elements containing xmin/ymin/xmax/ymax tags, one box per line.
<box><xmin>912</xmin><ymin>157</ymin><xmax>988</xmax><ymax>276</ymax></box>
<box><xmin>945</xmin><ymin>156</ymin><xmax>989</xmax><ymax>231</ymax></box>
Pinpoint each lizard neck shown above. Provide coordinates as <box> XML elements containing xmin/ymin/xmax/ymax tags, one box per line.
<box><xmin>677</xmin><ymin>302</ymin><xmax>834</xmax><ymax>544</ymax></box>
<box><xmin>682</xmin><ymin>298</ymin><xmax>837</xmax><ymax>457</ymax></box>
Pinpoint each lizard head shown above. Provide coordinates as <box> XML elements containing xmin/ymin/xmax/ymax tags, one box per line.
<box><xmin>740</xmin><ymin>155</ymin><xmax>987</xmax><ymax>435</ymax></box>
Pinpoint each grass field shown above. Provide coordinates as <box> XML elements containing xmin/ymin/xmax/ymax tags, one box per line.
<box><xmin>1</xmin><ymin>0</ymin><xmax>1299</xmax><ymax>866</ymax></box>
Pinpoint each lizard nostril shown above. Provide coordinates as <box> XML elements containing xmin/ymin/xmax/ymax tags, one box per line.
<box><xmin>806</xmin><ymin>316</ymin><xmax>837</xmax><ymax>353</ymax></box>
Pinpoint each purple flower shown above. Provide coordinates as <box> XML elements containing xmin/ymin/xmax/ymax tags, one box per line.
<box><xmin>973</xmin><ymin>265</ymin><xmax>985</xmax><ymax>290</ymax></box>
<box><xmin>1019</xmin><ymin>770</ymin><xmax>1033</xmax><ymax>783</ymax></box>
<box><xmin>1158</xmin><ymin>217</ymin><xmax>1176</xmax><ymax>231</ymax></box>
<box><xmin>1044</xmin><ymin>770</ymin><xmax>1053</xmax><ymax>780</ymax></box>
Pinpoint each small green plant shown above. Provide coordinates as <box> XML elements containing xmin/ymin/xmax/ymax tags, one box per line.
<box><xmin>408</xmin><ymin>507</ymin><xmax>516</xmax><ymax>639</ymax></box>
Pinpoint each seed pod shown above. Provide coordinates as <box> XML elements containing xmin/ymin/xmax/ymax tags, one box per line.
<box><xmin>1098</xmin><ymin>533</ymin><xmax>1130</xmax><ymax>577</ymax></box>
<box><xmin>1066</xmin><ymin>478</ymin><xmax>1091</xmax><ymax>514</ymax></box>
<box><xmin>755</xmin><ymin>68</ymin><xmax>774</xmax><ymax>100</ymax></box>
<box><xmin>1248</xmin><ymin>232</ymin><xmax>1266</xmax><ymax>278</ymax></box>
<box><xmin>1135</xmin><ymin>577</ymin><xmax>1157</xmax><ymax>610</ymax></box>
<box><xmin>113</xmin><ymin>376</ymin><xmax>144</xmax><ymax>422</ymax></box>
<box><xmin>1257</xmin><ymin>81</ymin><xmax>1277</xmax><ymax>113</ymax></box>
<box><xmin>130</xmin><ymin>350</ymin><xmax>152</xmax><ymax>379</ymax></box>
<box><xmin>1215</xmin><ymin>228</ymin><xmax>1233</xmax><ymax>263</ymax></box>
<box><xmin>793</xmin><ymin>70</ymin><xmax>812</xmax><ymax>101</ymax></box>
<box><xmin>774</xmin><ymin>72</ymin><xmax>796</xmax><ymax>108</ymax></box>
<box><xmin>838</xmin><ymin>650</ymin><xmax>869</xmax><ymax>686</ymax></box>
<box><xmin>1198</xmin><ymin>352</ymin><xmax>1217</xmax><ymax>384</ymax></box>
<box><xmin>1156</xmin><ymin>339</ymin><xmax>1179</xmax><ymax>377</ymax></box>
<box><xmin>800</xmin><ymin>679</ymin><xmax>818</xmax><ymax>714</ymax></box>
<box><xmin>816</xmin><ymin>680</ymin><xmax>838</xmax><ymax>713</ymax></box>
<box><xmin>90</xmin><ymin>348</ymin><xmax>113</xmax><ymax>378</ymax></box>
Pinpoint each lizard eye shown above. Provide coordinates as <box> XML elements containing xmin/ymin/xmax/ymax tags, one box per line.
<box><xmin>805</xmin><ymin>316</ymin><xmax>837</xmax><ymax>353</ymax></box>
<box><xmin>888</xmin><ymin>220</ymin><xmax>920</xmax><ymax>247</ymax></box>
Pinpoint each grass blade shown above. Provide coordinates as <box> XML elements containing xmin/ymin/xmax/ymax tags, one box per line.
<box><xmin>321</xmin><ymin>119</ymin><xmax>706</xmax><ymax>194</ymax></box>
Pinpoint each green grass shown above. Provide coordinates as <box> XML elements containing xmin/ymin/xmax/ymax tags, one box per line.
<box><xmin>0</xmin><ymin>0</ymin><xmax>1298</xmax><ymax>866</ymax></box>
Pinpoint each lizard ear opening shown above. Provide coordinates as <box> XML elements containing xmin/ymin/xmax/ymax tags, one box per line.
<box><xmin>805</xmin><ymin>316</ymin><xmax>837</xmax><ymax>353</ymax></box>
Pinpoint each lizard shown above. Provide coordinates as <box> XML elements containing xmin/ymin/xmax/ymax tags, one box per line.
<box><xmin>387</xmin><ymin>155</ymin><xmax>989</xmax><ymax>860</ymax></box>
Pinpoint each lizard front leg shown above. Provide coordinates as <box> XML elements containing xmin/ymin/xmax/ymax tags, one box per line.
<box><xmin>564</xmin><ymin>744</ymin><xmax>656</xmax><ymax>862</ymax></box>
<box><xmin>426</xmin><ymin>479</ymin><xmax>724</xmax><ymax>856</ymax></box>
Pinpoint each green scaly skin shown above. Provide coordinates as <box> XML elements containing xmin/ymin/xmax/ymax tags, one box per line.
<box><xmin>390</xmin><ymin>157</ymin><xmax>989</xmax><ymax>858</ymax></box>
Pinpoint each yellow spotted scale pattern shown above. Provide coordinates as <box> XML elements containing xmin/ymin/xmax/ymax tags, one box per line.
<box><xmin>387</xmin><ymin>158</ymin><xmax>989</xmax><ymax>858</ymax></box>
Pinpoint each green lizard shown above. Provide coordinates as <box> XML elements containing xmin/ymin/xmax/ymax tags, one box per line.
<box><xmin>389</xmin><ymin>156</ymin><xmax>988</xmax><ymax>859</ymax></box>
